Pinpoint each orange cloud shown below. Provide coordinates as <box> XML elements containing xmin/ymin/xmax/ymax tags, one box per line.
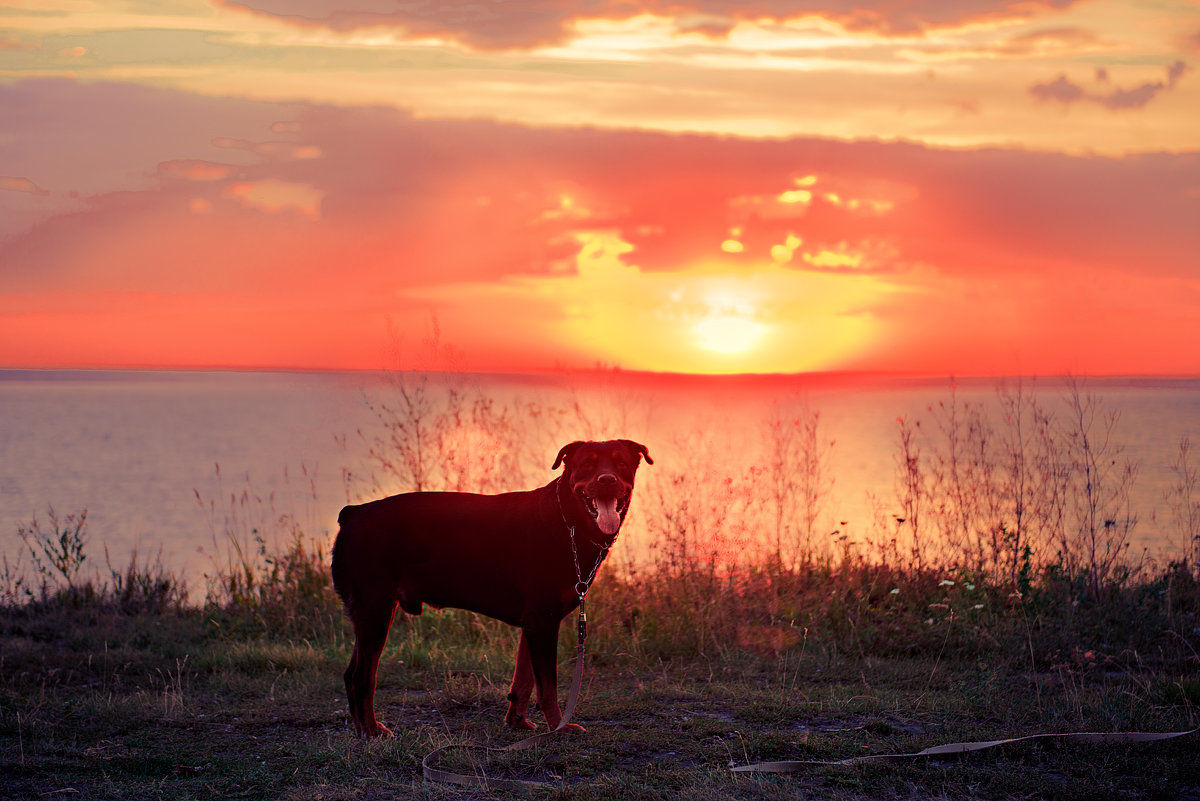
<box><xmin>219</xmin><ymin>0</ymin><xmax>1084</xmax><ymax>50</ymax></box>
<box><xmin>0</xmin><ymin>37</ymin><xmax>39</xmax><ymax>52</ymax></box>
<box><xmin>2</xmin><ymin>80</ymin><xmax>1198</xmax><ymax>375</ymax></box>
<box><xmin>158</xmin><ymin>161</ymin><xmax>233</xmax><ymax>182</ymax></box>
<box><xmin>213</xmin><ymin>136</ymin><xmax>323</xmax><ymax>160</ymax></box>
<box><xmin>1</xmin><ymin>176</ymin><xmax>49</xmax><ymax>196</ymax></box>
<box><xmin>900</xmin><ymin>26</ymin><xmax>1111</xmax><ymax>61</ymax></box>
<box><xmin>226</xmin><ymin>179</ymin><xmax>323</xmax><ymax>218</ymax></box>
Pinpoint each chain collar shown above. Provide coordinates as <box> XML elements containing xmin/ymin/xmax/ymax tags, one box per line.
<box><xmin>555</xmin><ymin>476</ymin><xmax>613</xmax><ymax>603</ymax></box>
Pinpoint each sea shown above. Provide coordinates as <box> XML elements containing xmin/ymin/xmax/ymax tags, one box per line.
<box><xmin>2</xmin><ymin>369</ymin><xmax>1198</xmax><ymax>595</ymax></box>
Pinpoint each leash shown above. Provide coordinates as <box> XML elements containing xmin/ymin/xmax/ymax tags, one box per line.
<box><xmin>731</xmin><ymin>727</ymin><xmax>1200</xmax><ymax>773</ymax></box>
<box><xmin>421</xmin><ymin>480</ymin><xmax>610</xmax><ymax>789</ymax></box>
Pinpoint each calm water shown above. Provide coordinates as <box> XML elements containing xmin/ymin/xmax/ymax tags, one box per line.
<box><xmin>2</xmin><ymin>370</ymin><xmax>1199</xmax><ymax>593</ymax></box>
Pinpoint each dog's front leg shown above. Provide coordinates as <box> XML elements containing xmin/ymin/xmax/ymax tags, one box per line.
<box><xmin>504</xmin><ymin>630</ymin><xmax>537</xmax><ymax>731</ymax></box>
<box><xmin>526</xmin><ymin>622</ymin><xmax>585</xmax><ymax>733</ymax></box>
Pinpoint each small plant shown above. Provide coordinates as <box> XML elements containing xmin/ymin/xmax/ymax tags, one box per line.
<box><xmin>763</xmin><ymin>398</ymin><xmax>835</xmax><ymax>569</ymax></box>
<box><xmin>1</xmin><ymin>551</ymin><xmax>26</xmax><ymax>605</ymax></box>
<box><xmin>1059</xmin><ymin>380</ymin><xmax>1139</xmax><ymax>597</ymax></box>
<box><xmin>201</xmin><ymin>528</ymin><xmax>343</xmax><ymax>641</ymax></box>
<box><xmin>895</xmin><ymin>415</ymin><xmax>928</xmax><ymax>571</ymax></box>
<box><xmin>1166</xmin><ymin>436</ymin><xmax>1200</xmax><ymax>572</ymax></box>
<box><xmin>105</xmin><ymin>545</ymin><xmax>187</xmax><ymax>614</ymax></box>
<box><xmin>158</xmin><ymin>655</ymin><xmax>191</xmax><ymax>719</ymax></box>
<box><xmin>17</xmin><ymin>507</ymin><xmax>90</xmax><ymax>597</ymax></box>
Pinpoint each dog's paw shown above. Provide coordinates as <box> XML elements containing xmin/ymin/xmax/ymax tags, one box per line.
<box><xmin>554</xmin><ymin>722</ymin><xmax>586</xmax><ymax>734</ymax></box>
<box><xmin>361</xmin><ymin>722</ymin><xmax>394</xmax><ymax>739</ymax></box>
<box><xmin>506</xmin><ymin>716</ymin><xmax>538</xmax><ymax>732</ymax></box>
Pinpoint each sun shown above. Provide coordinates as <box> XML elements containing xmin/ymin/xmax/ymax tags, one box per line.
<box><xmin>691</xmin><ymin>288</ymin><xmax>766</xmax><ymax>353</ymax></box>
<box><xmin>694</xmin><ymin>315</ymin><xmax>765</xmax><ymax>353</ymax></box>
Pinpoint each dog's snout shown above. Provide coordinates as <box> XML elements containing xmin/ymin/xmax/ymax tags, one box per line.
<box><xmin>596</xmin><ymin>473</ymin><xmax>618</xmax><ymax>485</ymax></box>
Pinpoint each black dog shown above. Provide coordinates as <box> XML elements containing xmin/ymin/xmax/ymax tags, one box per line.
<box><xmin>331</xmin><ymin>439</ymin><xmax>652</xmax><ymax>738</ymax></box>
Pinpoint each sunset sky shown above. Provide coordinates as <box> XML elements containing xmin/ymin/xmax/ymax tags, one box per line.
<box><xmin>2</xmin><ymin>0</ymin><xmax>1198</xmax><ymax>376</ymax></box>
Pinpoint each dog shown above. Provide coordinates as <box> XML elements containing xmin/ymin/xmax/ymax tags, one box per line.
<box><xmin>331</xmin><ymin>439</ymin><xmax>652</xmax><ymax>738</ymax></box>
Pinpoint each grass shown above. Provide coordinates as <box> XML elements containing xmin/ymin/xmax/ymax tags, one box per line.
<box><xmin>3</xmin><ymin>376</ymin><xmax>1199</xmax><ymax>798</ymax></box>
<box><xmin>1</xmin><ymin>533</ymin><xmax>1197</xmax><ymax>800</ymax></box>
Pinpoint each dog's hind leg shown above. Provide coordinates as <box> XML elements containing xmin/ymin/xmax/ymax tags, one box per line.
<box><xmin>504</xmin><ymin>631</ymin><xmax>538</xmax><ymax>730</ymax></box>
<box><xmin>345</xmin><ymin>598</ymin><xmax>398</xmax><ymax>738</ymax></box>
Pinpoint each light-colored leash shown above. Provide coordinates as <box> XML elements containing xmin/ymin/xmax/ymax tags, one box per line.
<box><xmin>732</xmin><ymin>727</ymin><xmax>1200</xmax><ymax>773</ymax></box>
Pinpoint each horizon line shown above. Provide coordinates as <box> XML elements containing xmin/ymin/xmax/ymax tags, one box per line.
<box><xmin>3</xmin><ymin>364</ymin><xmax>1199</xmax><ymax>384</ymax></box>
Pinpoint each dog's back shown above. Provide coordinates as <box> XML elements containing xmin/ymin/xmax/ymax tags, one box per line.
<box><xmin>332</xmin><ymin>488</ymin><xmax>551</xmax><ymax>620</ymax></box>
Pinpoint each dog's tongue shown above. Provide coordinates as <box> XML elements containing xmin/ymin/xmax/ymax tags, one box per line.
<box><xmin>594</xmin><ymin>498</ymin><xmax>622</xmax><ymax>536</ymax></box>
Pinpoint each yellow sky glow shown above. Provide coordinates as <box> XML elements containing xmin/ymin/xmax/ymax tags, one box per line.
<box><xmin>401</xmin><ymin>230</ymin><xmax>891</xmax><ymax>374</ymax></box>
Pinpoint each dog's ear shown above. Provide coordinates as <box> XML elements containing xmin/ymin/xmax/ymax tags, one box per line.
<box><xmin>552</xmin><ymin>441</ymin><xmax>586</xmax><ymax>470</ymax></box>
<box><xmin>619</xmin><ymin>440</ymin><xmax>653</xmax><ymax>465</ymax></box>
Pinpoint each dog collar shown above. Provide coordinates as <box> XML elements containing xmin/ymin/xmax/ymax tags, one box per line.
<box><xmin>555</xmin><ymin>476</ymin><xmax>618</xmax><ymax>601</ymax></box>
<box><xmin>555</xmin><ymin>475</ymin><xmax>621</xmax><ymax>549</ymax></box>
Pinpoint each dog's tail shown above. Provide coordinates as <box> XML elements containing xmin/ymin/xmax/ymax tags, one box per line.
<box><xmin>330</xmin><ymin>504</ymin><xmax>359</xmax><ymax>608</ymax></box>
<box><xmin>336</xmin><ymin>504</ymin><xmax>359</xmax><ymax>527</ymax></box>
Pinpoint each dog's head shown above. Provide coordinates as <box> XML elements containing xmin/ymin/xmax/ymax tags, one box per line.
<box><xmin>553</xmin><ymin>439</ymin><xmax>652</xmax><ymax>538</ymax></box>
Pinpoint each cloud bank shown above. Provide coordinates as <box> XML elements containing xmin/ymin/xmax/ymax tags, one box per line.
<box><xmin>220</xmin><ymin>0</ymin><xmax>1082</xmax><ymax>50</ymax></box>
<box><xmin>2</xmin><ymin>79</ymin><xmax>1197</xmax><ymax>373</ymax></box>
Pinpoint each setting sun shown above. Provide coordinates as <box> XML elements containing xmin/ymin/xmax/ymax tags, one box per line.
<box><xmin>694</xmin><ymin>315</ymin><xmax>765</xmax><ymax>353</ymax></box>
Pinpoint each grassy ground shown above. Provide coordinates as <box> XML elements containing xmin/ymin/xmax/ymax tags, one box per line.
<box><xmin>4</xmin><ymin>491</ymin><xmax>1199</xmax><ymax>799</ymax></box>
<box><xmin>2</xmin><ymin>592</ymin><xmax>1198</xmax><ymax>801</ymax></box>
<box><xmin>8</xmin><ymin>379</ymin><xmax>1200</xmax><ymax>797</ymax></box>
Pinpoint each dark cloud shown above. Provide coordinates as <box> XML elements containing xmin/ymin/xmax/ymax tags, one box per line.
<box><xmin>1029</xmin><ymin>74</ymin><xmax>1087</xmax><ymax>104</ymax></box>
<box><xmin>218</xmin><ymin>0</ymin><xmax>1082</xmax><ymax>50</ymax></box>
<box><xmin>1031</xmin><ymin>60</ymin><xmax>1191</xmax><ymax>110</ymax></box>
